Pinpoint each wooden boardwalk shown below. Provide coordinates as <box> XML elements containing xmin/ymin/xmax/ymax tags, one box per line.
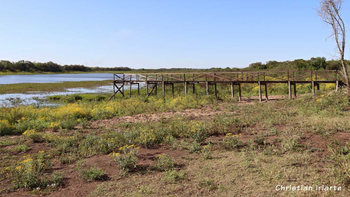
<box><xmin>111</xmin><ymin>70</ymin><xmax>343</xmax><ymax>101</ymax></box>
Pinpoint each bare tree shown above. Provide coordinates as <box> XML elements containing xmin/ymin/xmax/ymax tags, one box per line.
<box><xmin>318</xmin><ymin>0</ymin><xmax>348</xmax><ymax>96</ymax></box>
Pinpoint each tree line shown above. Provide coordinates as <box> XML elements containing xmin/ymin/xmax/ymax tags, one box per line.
<box><xmin>248</xmin><ymin>57</ymin><xmax>349</xmax><ymax>71</ymax></box>
<box><xmin>0</xmin><ymin>60</ymin><xmax>132</xmax><ymax>73</ymax></box>
<box><xmin>0</xmin><ymin>58</ymin><xmax>347</xmax><ymax>74</ymax></box>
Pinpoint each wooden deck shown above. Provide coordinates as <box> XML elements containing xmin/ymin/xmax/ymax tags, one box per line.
<box><xmin>111</xmin><ymin>70</ymin><xmax>343</xmax><ymax>101</ymax></box>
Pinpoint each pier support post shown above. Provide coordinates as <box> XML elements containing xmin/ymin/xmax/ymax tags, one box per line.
<box><xmin>317</xmin><ymin>83</ymin><xmax>320</xmax><ymax>91</ymax></box>
<box><xmin>264</xmin><ymin>83</ymin><xmax>268</xmax><ymax>101</ymax></box>
<box><xmin>288</xmin><ymin>81</ymin><xmax>292</xmax><ymax>99</ymax></box>
<box><xmin>155</xmin><ymin>83</ymin><xmax>157</xmax><ymax>95</ymax></box>
<box><xmin>192</xmin><ymin>83</ymin><xmax>195</xmax><ymax>94</ymax></box>
<box><xmin>146</xmin><ymin>75</ymin><xmax>148</xmax><ymax>96</ymax></box>
<box><xmin>238</xmin><ymin>83</ymin><xmax>242</xmax><ymax>101</ymax></box>
<box><xmin>258</xmin><ymin>81</ymin><xmax>262</xmax><ymax>102</ymax></box>
<box><xmin>214</xmin><ymin>83</ymin><xmax>218</xmax><ymax>99</ymax></box>
<box><xmin>336</xmin><ymin>81</ymin><xmax>339</xmax><ymax>91</ymax></box>
<box><xmin>206</xmin><ymin>82</ymin><xmax>209</xmax><ymax>95</ymax></box>
<box><xmin>122</xmin><ymin>74</ymin><xmax>125</xmax><ymax>97</ymax></box>
<box><xmin>162</xmin><ymin>81</ymin><xmax>165</xmax><ymax>100</ymax></box>
<box><xmin>172</xmin><ymin>83</ymin><xmax>175</xmax><ymax>98</ymax></box>
<box><xmin>231</xmin><ymin>82</ymin><xmax>234</xmax><ymax>98</ymax></box>
<box><xmin>146</xmin><ymin>82</ymin><xmax>149</xmax><ymax>96</ymax></box>
<box><xmin>293</xmin><ymin>83</ymin><xmax>297</xmax><ymax>98</ymax></box>
<box><xmin>312</xmin><ymin>81</ymin><xmax>315</xmax><ymax>96</ymax></box>
<box><xmin>137</xmin><ymin>83</ymin><xmax>140</xmax><ymax>95</ymax></box>
<box><xmin>113</xmin><ymin>74</ymin><xmax>116</xmax><ymax>99</ymax></box>
<box><xmin>185</xmin><ymin>82</ymin><xmax>188</xmax><ymax>96</ymax></box>
<box><xmin>129</xmin><ymin>82</ymin><xmax>132</xmax><ymax>98</ymax></box>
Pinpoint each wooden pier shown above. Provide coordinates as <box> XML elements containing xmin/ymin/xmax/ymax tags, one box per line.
<box><xmin>111</xmin><ymin>70</ymin><xmax>343</xmax><ymax>101</ymax></box>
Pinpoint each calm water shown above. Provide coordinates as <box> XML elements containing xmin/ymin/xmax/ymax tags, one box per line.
<box><xmin>0</xmin><ymin>73</ymin><xmax>117</xmax><ymax>106</ymax></box>
<box><xmin>0</xmin><ymin>73</ymin><xmax>113</xmax><ymax>84</ymax></box>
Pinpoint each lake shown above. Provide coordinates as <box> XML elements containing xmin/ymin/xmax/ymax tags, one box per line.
<box><xmin>0</xmin><ymin>73</ymin><xmax>113</xmax><ymax>84</ymax></box>
<box><xmin>0</xmin><ymin>73</ymin><xmax>133</xmax><ymax>106</ymax></box>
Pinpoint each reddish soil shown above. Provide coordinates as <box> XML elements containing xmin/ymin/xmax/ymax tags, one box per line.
<box><xmin>91</xmin><ymin>107</ymin><xmax>233</xmax><ymax>129</ymax></box>
<box><xmin>1</xmin><ymin>145</ymin><xmax>188</xmax><ymax>197</ymax></box>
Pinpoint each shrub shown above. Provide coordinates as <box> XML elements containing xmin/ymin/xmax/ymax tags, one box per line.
<box><xmin>60</xmin><ymin>119</ymin><xmax>77</xmax><ymax>130</ymax></box>
<box><xmin>201</xmin><ymin>144</ymin><xmax>213</xmax><ymax>160</ymax></box>
<box><xmin>188</xmin><ymin>121</ymin><xmax>207</xmax><ymax>143</ymax></box>
<box><xmin>155</xmin><ymin>154</ymin><xmax>175</xmax><ymax>171</ymax></box>
<box><xmin>59</xmin><ymin>152</ymin><xmax>78</xmax><ymax>164</ymax></box>
<box><xmin>49</xmin><ymin>122</ymin><xmax>60</xmax><ymax>132</ymax></box>
<box><xmin>79</xmin><ymin>135</ymin><xmax>100</xmax><ymax>157</ymax></box>
<box><xmin>14</xmin><ymin>144</ymin><xmax>30</xmax><ymax>152</ymax></box>
<box><xmin>98</xmin><ymin>133</ymin><xmax>127</xmax><ymax>154</ymax></box>
<box><xmin>81</xmin><ymin>165</ymin><xmax>105</xmax><ymax>182</ymax></box>
<box><xmin>198</xmin><ymin>178</ymin><xmax>219</xmax><ymax>191</ymax></box>
<box><xmin>222</xmin><ymin>134</ymin><xmax>244</xmax><ymax>150</ymax></box>
<box><xmin>136</xmin><ymin>128</ymin><xmax>164</xmax><ymax>148</ymax></box>
<box><xmin>0</xmin><ymin>119</ymin><xmax>15</xmax><ymax>135</ymax></box>
<box><xmin>162</xmin><ymin>170</ymin><xmax>185</xmax><ymax>183</ymax></box>
<box><xmin>189</xmin><ymin>141</ymin><xmax>202</xmax><ymax>153</ymax></box>
<box><xmin>111</xmin><ymin>145</ymin><xmax>138</xmax><ymax>172</ymax></box>
<box><xmin>23</xmin><ymin>129</ymin><xmax>43</xmax><ymax>143</ymax></box>
<box><xmin>11</xmin><ymin>154</ymin><xmax>53</xmax><ymax>189</ymax></box>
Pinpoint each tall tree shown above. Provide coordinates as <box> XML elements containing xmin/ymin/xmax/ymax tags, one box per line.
<box><xmin>318</xmin><ymin>0</ymin><xmax>348</xmax><ymax>98</ymax></box>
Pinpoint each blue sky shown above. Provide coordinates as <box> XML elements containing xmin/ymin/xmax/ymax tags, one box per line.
<box><xmin>0</xmin><ymin>0</ymin><xmax>349</xmax><ymax>69</ymax></box>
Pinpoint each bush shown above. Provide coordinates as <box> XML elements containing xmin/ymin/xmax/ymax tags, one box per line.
<box><xmin>14</xmin><ymin>144</ymin><xmax>30</xmax><ymax>152</ymax></box>
<box><xmin>81</xmin><ymin>165</ymin><xmax>105</xmax><ymax>182</ymax></box>
<box><xmin>10</xmin><ymin>154</ymin><xmax>53</xmax><ymax>189</ymax></box>
<box><xmin>162</xmin><ymin>170</ymin><xmax>185</xmax><ymax>183</ymax></box>
<box><xmin>188</xmin><ymin>121</ymin><xmax>207</xmax><ymax>143</ymax></box>
<box><xmin>201</xmin><ymin>144</ymin><xmax>213</xmax><ymax>160</ymax></box>
<box><xmin>111</xmin><ymin>145</ymin><xmax>138</xmax><ymax>172</ymax></box>
<box><xmin>23</xmin><ymin>129</ymin><xmax>43</xmax><ymax>143</ymax></box>
<box><xmin>155</xmin><ymin>154</ymin><xmax>175</xmax><ymax>171</ymax></box>
<box><xmin>0</xmin><ymin>120</ymin><xmax>15</xmax><ymax>135</ymax></box>
<box><xmin>222</xmin><ymin>134</ymin><xmax>244</xmax><ymax>150</ymax></box>
<box><xmin>189</xmin><ymin>141</ymin><xmax>202</xmax><ymax>153</ymax></box>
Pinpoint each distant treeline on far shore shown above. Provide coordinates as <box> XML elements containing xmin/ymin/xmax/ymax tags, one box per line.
<box><xmin>0</xmin><ymin>60</ymin><xmax>132</xmax><ymax>73</ymax></box>
<box><xmin>0</xmin><ymin>57</ymin><xmax>348</xmax><ymax>73</ymax></box>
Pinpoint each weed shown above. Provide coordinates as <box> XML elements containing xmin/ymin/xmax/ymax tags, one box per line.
<box><xmin>81</xmin><ymin>165</ymin><xmax>105</xmax><ymax>182</ymax></box>
<box><xmin>162</xmin><ymin>170</ymin><xmax>185</xmax><ymax>183</ymax></box>
<box><xmin>23</xmin><ymin>130</ymin><xmax>43</xmax><ymax>143</ymax></box>
<box><xmin>198</xmin><ymin>178</ymin><xmax>219</xmax><ymax>191</ymax></box>
<box><xmin>222</xmin><ymin>134</ymin><xmax>244</xmax><ymax>150</ymax></box>
<box><xmin>111</xmin><ymin>145</ymin><xmax>138</xmax><ymax>172</ymax></box>
<box><xmin>13</xmin><ymin>144</ymin><xmax>30</xmax><ymax>152</ymax></box>
<box><xmin>155</xmin><ymin>154</ymin><xmax>176</xmax><ymax>171</ymax></box>
<box><xmin>201</xmin><ymin>144</ymin><xmax>213</xmax><ymax>160</ymax></box>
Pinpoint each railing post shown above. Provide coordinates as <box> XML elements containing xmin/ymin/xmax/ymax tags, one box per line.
<box><xmin>129</xmin><ymin>75</ymin><xmax>132</xmax><ymax>98</ymax></box>
<box><xmin>214</xmin><ymin>73</ymin><xmax>217</xmax><ymax>99</ymax></box>
<box><xmin>288</xmin><ymin>81</ymin><xmax>292</xmax><ymax>99</ymax></box>
<box><xmin>231</xmin><ymin>82</ymin><xmax>234</xmax><ymax>98</ymax></box>
<box><xmin>122</xmin><ymin>74</ymin><xmax>125</xmax><ymax>97</ymax></box>
<box><xmin>113</xmin><ymin>74</ymin><xmax>116</xmax><ymax>99</ymax></box>
<box><xmin>258</xmin><ymin>81</ymin><xmax>262</xmax><ymax>102</ymax></box>
<box><xmin>146</xmin><ymin>74</ymin><xmax>148</xmax><ymax>95</ymax></box>
<box><xmin>162</xmin><ymin>74</ymin><xmax>165</xmax><ymax>100</ymax></box>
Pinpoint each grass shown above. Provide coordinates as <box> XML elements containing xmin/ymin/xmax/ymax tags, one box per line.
<box><xmin>0</xmin><ymin>80</ymin><xmax>112</xmax><ymax>94</ymax></box>
<box><xmin>0</xmin><ymin>88</ymin><xmax>349</xmax><ymax>196</ymax></box>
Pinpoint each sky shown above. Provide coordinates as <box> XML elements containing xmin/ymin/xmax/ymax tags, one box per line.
<box><xmin>0</xmin><ymin>0</ymin><xmax>349</xmax><ymax>69</ymax></box>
